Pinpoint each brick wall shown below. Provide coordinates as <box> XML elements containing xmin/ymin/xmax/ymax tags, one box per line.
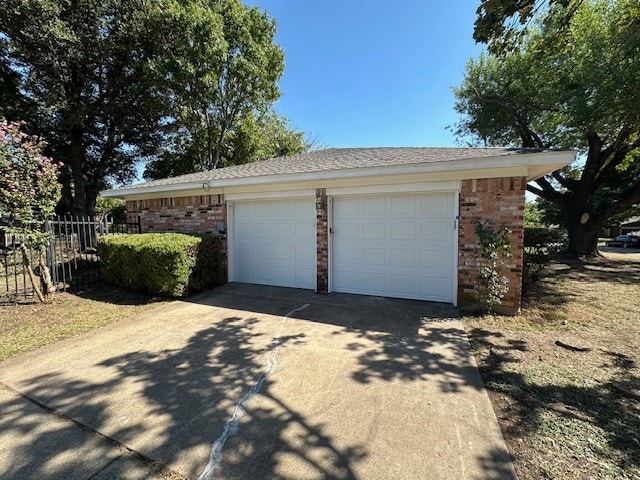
<box><xmin>125</xmin><ymin>194</ymin><xmax>228</xmax><ymax>280</ymax></box>
<box><xmin>315</xmin><ymin>188</ymin><xmax>329</xmax><ymax>293</ymax></box>
<box><xmin>458</xmin><ymin>177</ymin><xmax>526</xmax><ymax>314</ymax></box>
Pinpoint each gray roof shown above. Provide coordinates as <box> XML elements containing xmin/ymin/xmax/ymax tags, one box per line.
<box><xmin>124</xmin><ymin>147</ymin><xmax>546</xmax><ymax>191</ymax></box>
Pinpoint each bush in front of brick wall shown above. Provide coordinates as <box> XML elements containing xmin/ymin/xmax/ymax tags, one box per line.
<box><xmin>97</xmin><ymin>233</ymin><xmax>222</xmax><ymax>297</ymax></box>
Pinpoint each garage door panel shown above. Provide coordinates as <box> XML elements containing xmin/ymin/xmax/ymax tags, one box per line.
<box><xmin>334</xmin><ymin>247</ymin><xmax>358</xmax><ymax>265</ymax></box>
<box><xmin>295</xmin><ymin>245</ymin><xmax>314</xmax><ymax>262</ymax></box>
<box><xmin>294</xmin><ymin>201</ymin><xmax>315</xmax><ymax>217</ymax></box>
<box><xmin>332</xmin><ymin>193</ymin><xmax>455</xmax><ymax>303</ymax></box>
<box><xmin>274</xmin><ymin>202</ymin><xmax>292</xmax><ymax>217</ymax></box>
<box><xmin>420</xmin><ymin>195</ymin><xmax>450</xmax><ymax>215</ymax></box>
<box><xmin>391</xmin><ymin>196</ymin><xmax>416</xmax><ymax>215</ymax></box>
<box><xmin>389</xmin><ymin>275</ymin><xmax>416</xmax><ymax>295</ymax></box>
<box><xmin>362</xmin><ymin>248</ymin><xmax>386</xmax><ymax>266</ymax></box>
<box><xmin>389</xmin><ymin>249</ymin><xmax>416</xmax><ymax>267</ymax></box>
<box><xmin>233</xmin><ymin>199</ymin><xmax>315</xmax><ymax>289</ymax></box>
<box><xmin>253</xmin><ymin>245</ymin><xmax>272</xmax><ymax>259</ymax></box>
<box><xmin>334</xmin><ymin>271</ymin><xmax>358</xmax><ymax>290</ymax></box>
<box><xmin>362</xmin><ymin>222</ymin><xmax>386</xmax><ymax>239</ymax></box>
<box><xmin>295</xmin><ymin>268</ymin><xmax>314</xmax><ymax>285</ymax></box>
<box><xmin>362</xmin><ymin>273</ymin><xmax>386</xmax><ymax>292</ymax></box>
<box><xmin>338</xmin><ymin>223</ymin><xmax>359</xmax><ymax>239</ymax></box>
<box><xmin>252</xmin><ymin>223</ymin><xmax>274</xmax><ymax>237</ymax></box>
<box><xmin>363</xmin><ymin>197</ymin><xmax>385</xmax><ymax>215</ymax></box>
<box><xmin>420</xmin><ymin>222</ymin><xmax>449</xmax><ymax>241</ymax></box>
<box><xmin>420</xmin><ymin>276</ymin><xmax>449</xmax><ymax>299</ymax></box>
<box><xmin>390</xmin><ymin>223</ymin><xmax>416</xmax><ymax>241</ymax></box>
<box><xmin>273</xmin><ymin>223</ymin><xmax>292</xmax><ymax>238</ymax></box>
<box><xmin>274</xmin><ymin>245</ymin><xmax>292</xmax><ymax>260</ymax></box>
<box><xmin>294</xmin><ymin>221</ymin><xmax>315</xmax><ymax>238</ymax></box>
<box><xmin>420</xmin><ymin>250</ymin><xmax>448</xmax><ymax>268</ymax></box>
<box><xmin>335</xmin><ymin>198</ymin><xmax>359</xmax><ymax>216</ymax></box>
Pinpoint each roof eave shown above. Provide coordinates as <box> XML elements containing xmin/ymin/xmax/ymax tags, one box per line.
<box><xmin>101</xmin><ymin>150</ymin><xmax>576</xmax><ymax>199</ymax></box>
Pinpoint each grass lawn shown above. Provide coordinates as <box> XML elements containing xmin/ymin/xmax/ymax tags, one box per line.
<box><xmin>463</xmin><ymin>250</ymin><xmax>640</xmax><ymax>480</ymax></box>
<box><xmin>0</xmin><ymin>286</ymin><xmax>167</xmax><ymax>362</ymax></box>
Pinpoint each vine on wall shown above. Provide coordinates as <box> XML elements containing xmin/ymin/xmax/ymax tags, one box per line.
<box><xmin>473</xmin><ymin>218</ymin><xmax>513</xmax><ymax>312</ymax></box>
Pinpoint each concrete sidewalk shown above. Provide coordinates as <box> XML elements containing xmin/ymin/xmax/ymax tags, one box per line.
<box><xmin>0</xmin><ymin>284</ymin><xmax>517</xmax><ymax>479</ymax></box>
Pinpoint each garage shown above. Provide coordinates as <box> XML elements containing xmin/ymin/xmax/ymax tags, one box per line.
<box><xmin>331</xmin><ymin>192</ymin><xmax>457</xmax><ymax>303</ymax></box>
<box><xmin>231</xmin><ymin>198</ymin><xmax>316</xmax><ymax>289</ymax></box>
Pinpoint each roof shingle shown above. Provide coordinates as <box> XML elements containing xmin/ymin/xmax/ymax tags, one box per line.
<box><xmin>127</xmin><ymin>147</ymin><xmax>541</xmax><ymax>191</ymax></box>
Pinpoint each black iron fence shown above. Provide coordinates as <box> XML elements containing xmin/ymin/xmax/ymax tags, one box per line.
<box><xmin>1</xmin><ymin>215</ymin><xmax>141</xmax><ymax>302</ymax></box>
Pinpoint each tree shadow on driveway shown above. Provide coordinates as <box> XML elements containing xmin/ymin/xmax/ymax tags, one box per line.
<box><xmin>1</xmin><ymin>284</ymin><xmax>513</xmax><ymax>479</ymax></box>
<box><xmin>0</xmin><ymin>311</ymin><xmax>367</xmax><ymax>479</ymax></box>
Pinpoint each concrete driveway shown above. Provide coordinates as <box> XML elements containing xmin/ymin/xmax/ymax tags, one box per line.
<box><xmin>0</xmin><ymin>284</ymin><xmax>516</xmax><ymax>480</ymax></box>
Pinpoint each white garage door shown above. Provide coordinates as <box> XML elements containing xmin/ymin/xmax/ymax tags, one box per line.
<box><xmin>332</xmin><ymin>192</ymin><xmax>456</xmax><ymax>303</ymax></box>
<box><xmin>232</xmin><ymin>199</ymin><xmax>316</xmax><ymax>289</ymax></box>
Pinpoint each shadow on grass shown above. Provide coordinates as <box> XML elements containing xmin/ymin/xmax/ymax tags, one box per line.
<box><xmin>68</xmin><ymin>282</ymin><xmax>166</xmax><ymax>306</ymax></box>
<box><xmin>468</xmin><ymin>327</ymin><xmax>640</xmax><ymax>474</ymax></box>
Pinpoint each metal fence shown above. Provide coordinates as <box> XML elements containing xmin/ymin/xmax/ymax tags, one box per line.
<box><xmin>1</xmin><ymin>215</ymin><xmax>141</xmax><ymax>302</ymax></box>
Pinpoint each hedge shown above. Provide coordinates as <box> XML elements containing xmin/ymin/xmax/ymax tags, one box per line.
<box><xmin>97</xmin><ymin>233</ymin><xmax>222</xmax><ymax>297</ymax></box>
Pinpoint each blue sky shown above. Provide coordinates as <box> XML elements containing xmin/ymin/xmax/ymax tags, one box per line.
<box><xmin>248</xmin><ymin>1</ymin><xmax>484</xmax><ymax>148</ymax></box>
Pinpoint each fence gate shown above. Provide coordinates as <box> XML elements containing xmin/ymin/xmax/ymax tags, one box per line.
<box><xmin>1</xmin><ymin>215</ymin><xmax>141</xmax><ymax>302</ymax></box>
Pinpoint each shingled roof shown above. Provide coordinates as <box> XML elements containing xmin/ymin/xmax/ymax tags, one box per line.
<box><xmin>123</xmin><ymin>147</ymin><xmax>543</xmax><ymax>191</ymax></box>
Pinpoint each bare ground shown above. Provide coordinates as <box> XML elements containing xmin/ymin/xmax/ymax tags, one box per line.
<box><xmin>463</xmin><ymin>250</ymin><xmax>640</xmax><ymax>480</ymax></box>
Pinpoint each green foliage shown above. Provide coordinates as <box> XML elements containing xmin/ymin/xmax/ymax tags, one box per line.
<box><xmin>0</xmin><ymin>0</ymin><xmax>295</xmax><ymax>214</ymax></box>
<box><xmin>144</xmin><ymin>110</ymin><xmax>309</xmax><ymax>180</ymax></box>
<box><xmin>474</xmin><ymin>0</ymin><xmax>580</xmax><ymax>54</ymax></box>
<box><xmin>0</xmin><ymin>120</ymin><xmax>61</xmax><ymax>248</ymax></box>
<box><xmin>456</xmin><ymin>0</ymin><xmax>640</xmax><ymax>255</ymax></box>
<box><xmin>524</xmin><ymin>201</ymin><xmax>544</xmax><ymax>227</ymax></box>
<box><xmin>95</xmin><ymin>196</ymin><xmax>126</xmax><ymax>224</ymax></box>
<box><xmin>97</xmin><ymin>233</ymin><xmax>222</xmax><ymax>297</ymax></box>
<box><xmin>473</xmin><ymin>218</ymin><xmax>513</xmax><ymax>311</ymax></box>
<box><xmin>523</xmin><ymin>227</ymin><xmax>567</xmax><ymax>288</ymax></box>
<box><xmin>149</xmin><ymin>0</ymin><xmax>287</xmax><ymax>176</ymax></box>
<box><xmin>0</xmin><ymin>0</ymin><xmax>176</xmax><ymax>215</ymax></box>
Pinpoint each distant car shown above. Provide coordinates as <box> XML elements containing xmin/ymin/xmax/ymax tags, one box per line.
<box><xmin>606</xmin><ymin>234</ymin><xmax>640</xmax><ymax>248</ymax></box>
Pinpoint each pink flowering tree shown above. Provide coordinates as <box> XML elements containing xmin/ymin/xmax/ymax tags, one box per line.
<box><xmin>0</xmin><ymin>121</ymin><xmax>61</xmax><ymax>302</ymax></box>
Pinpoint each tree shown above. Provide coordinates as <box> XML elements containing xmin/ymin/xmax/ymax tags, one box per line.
<box><xmin>154</xmin><ymin>0</ymin><xmax>286</xmax><ymax>175</ymax></box>
<box><xmin>144</xmin><ymin>110</ymin><xmax>311</xmax><ymax>180</ymax></box>
<box><xmin>474</xmin><ymin>0</ymin><xmax>583</xmax><ymax>53</ymax></box>
<box><xmin>0</xmin><ymin>0</ymin><xmax>177</xmax><ymax>216</ymax></box>
<box><xmin>454</xmin><ymin>0</ymin><xmax>640</xmax><ymax>256</ymax></box>
<box><xmin>0</xmin><ymin>121</ymin><xmax>61</xmax><ymax>302</ymax></box>
<box><xmin>1</xmin><ymin>1</ymin><xmax>290</xmax><ymax>213</ymax></box>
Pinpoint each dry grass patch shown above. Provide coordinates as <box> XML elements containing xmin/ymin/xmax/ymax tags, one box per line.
<box><xmin>0</xmin><ymin>286</ymin><xmax>168</xmax><ymax>362</ymax></box>
<box><xmin>464</xmin><ymin>252</ymin><xmax>640</xmax><ymax>480</ymax></box>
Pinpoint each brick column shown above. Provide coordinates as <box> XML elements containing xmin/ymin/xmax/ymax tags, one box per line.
<box><xmin>316</xmin><ymin>188</ymin><xmax>329</xmax><ymax>293</ymax></box>
<box><xmin>458</xmin><ymin>177</ymin><xmax>526</xmax><ymax>314</ymax></box>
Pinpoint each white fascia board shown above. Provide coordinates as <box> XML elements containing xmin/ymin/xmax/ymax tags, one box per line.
<box><xmin>225</xmin><ymin>189</ymin><xmax>315</xmax><ymax>201</ymax></box>
<box><xmin>326</xmin><ymin>180</ymin><xmax>461</xmax><ymax>197</ymax></box>
<box><xmin>101</xmin><ymin>150</ymin><xmax>575</xmax><ymax>199</ymax></box>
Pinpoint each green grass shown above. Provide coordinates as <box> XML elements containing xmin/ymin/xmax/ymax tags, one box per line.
<box><xmin>0</xmin><ymin>286</ymin><xmax>167</xmax><ymax>362</ymax></box>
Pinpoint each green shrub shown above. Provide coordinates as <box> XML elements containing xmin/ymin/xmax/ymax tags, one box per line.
<box><xmin>97</xmin><ymin>233</ymin><xmax>222</xmax><ymax>297</ymax></box>
<box><xmin>523</xmin><ymin>228</ymin><xmax>567</xmax><ymax>289</ymax></box>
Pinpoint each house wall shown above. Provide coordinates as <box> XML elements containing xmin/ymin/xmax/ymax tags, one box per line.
<box><xmin>124</xmin><ymin>176</ymin><xmax>527</xmax><ymax>314</ymax></box>
<box><xmin>316</xmin><ymin>188</ymin><xmax>329</xmax><ymax>294</ymax></box>
<box><xmin>458</xmin><ymin>177</ymin><xmax>526</xmax><ymax>314</ymax></box>
<box><xmin>125</xmin><ymin>194</ymin><xmax>228</xmax><ymax>279</ymax></box>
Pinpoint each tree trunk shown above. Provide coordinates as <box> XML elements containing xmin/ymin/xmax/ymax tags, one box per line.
<box><xmin>566</xmin><ymin>217</ymin><xmax>602</xmax><ymax>257</ymax></box>
<box><xmin>37</xmin><ymin>250</ymin><xmax>56</xmax><ymax>302</ymax></box>
<box><xmin>70</xmin><ymin>124</ymin><xmax>88</xmax><ymax>216</ymax></box>
<box><xmin>20</xmin><ymin>244</ymin><xmax>46</xmax><ymax>303</ymax></box>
